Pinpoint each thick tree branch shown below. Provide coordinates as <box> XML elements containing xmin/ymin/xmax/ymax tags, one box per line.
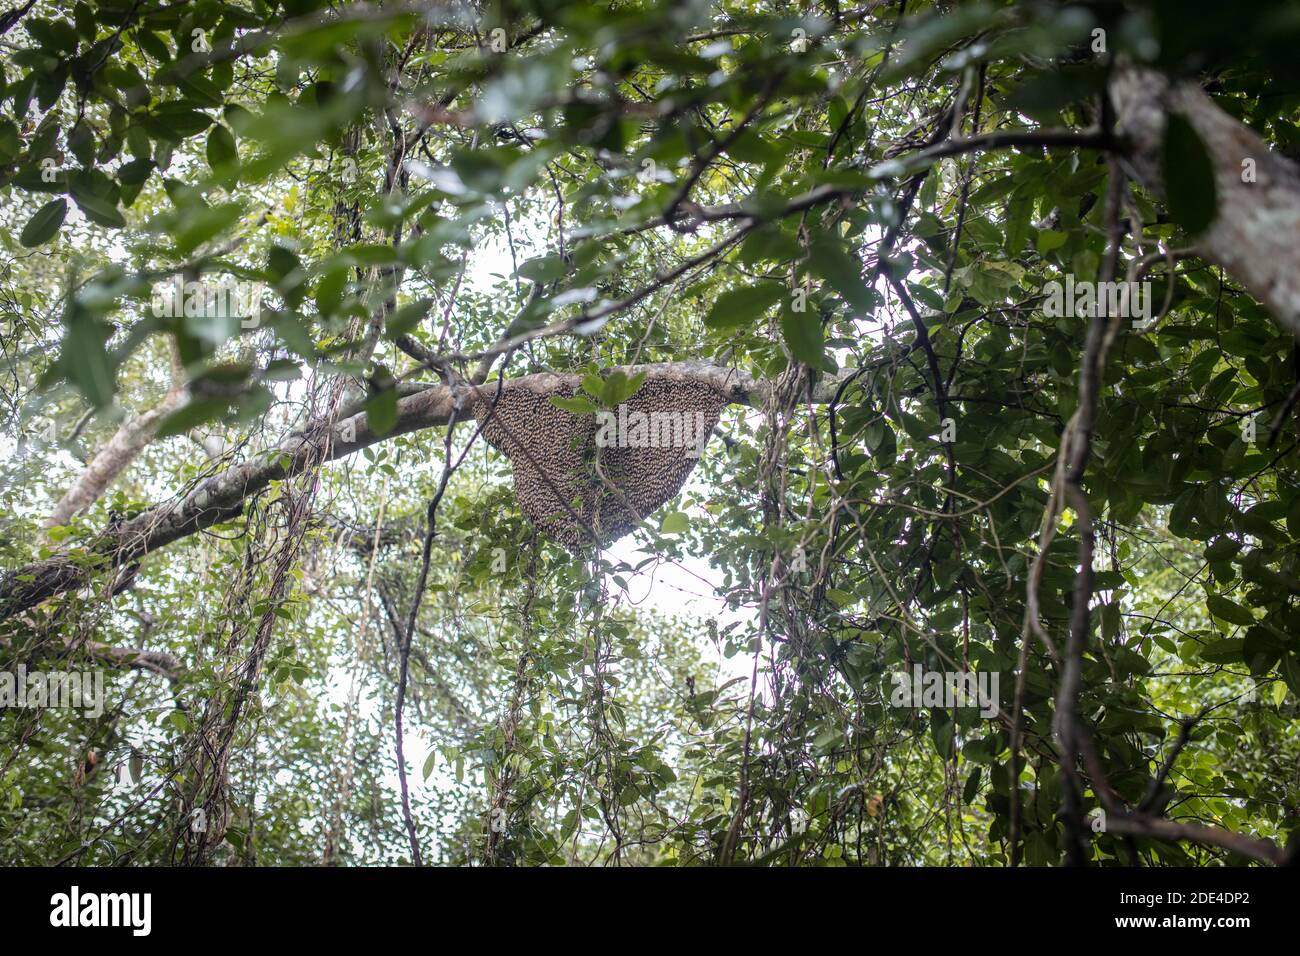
<box><xmin>45</xmin><ymin>346</ymin><xmax>187</xmax><ymax>530</ymax></box>
<box><xmin>1112</xmin><ymin>64</ymin><xmax>1300</xmax><ymax>335</ymax></box>
<box><xmin>45</xmin><ymin>388</ymin><xmax>186</xmax><ymax>530</ymax></box>
<box><xmin>0</xmin><ymin>362</ymin><xmax>862</xmax><ymax>619</ymax></box>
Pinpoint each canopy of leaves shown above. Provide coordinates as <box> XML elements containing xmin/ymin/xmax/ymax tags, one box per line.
<box><xmin>1</xmin><ymin>0</ymin><xmax>1298</xmax><ymax>867</ymax></box>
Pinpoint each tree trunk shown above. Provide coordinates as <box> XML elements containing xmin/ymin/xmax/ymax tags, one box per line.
<box><xmin>1111</xmin><ymin>65</ymin><xmax>1300</xmax><ymax>334</ymax></box>
<box><xmin>0</xmin><ymin>362</ymin><xmax>856</xmax><ymax>619</ymax></box>
<box><xmin>44</xmin><ymin>387</ymin><xmax>184</xmax><ymax>530</ymax></box>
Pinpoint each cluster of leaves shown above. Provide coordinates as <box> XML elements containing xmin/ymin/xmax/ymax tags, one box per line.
<box><xmin>1</xmin><ymin>0</ymin><xmax>1299</xmax><ymax>865</ymax></box>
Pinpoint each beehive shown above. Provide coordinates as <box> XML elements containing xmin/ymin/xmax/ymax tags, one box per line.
<box><xmin>473</xmin><ymin>375</ymin><xmax>724</xmax><ymax>548</ymax></box>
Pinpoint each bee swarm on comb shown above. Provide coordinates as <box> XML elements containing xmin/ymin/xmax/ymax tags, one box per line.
<box><xmin>473</xmin><ymin>374</ymin><xmax>725</xmax><ymax>548</ymax></box>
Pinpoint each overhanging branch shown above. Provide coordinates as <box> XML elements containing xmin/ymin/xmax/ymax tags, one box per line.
<box><xmin>1111</xmin><ymin>64</ymin><xmax>1300</xmax><ymax>335</ymax></box>
<box><xmin>0</xmin><ymin>361</ymin><xmax>865</xmax><ymax>619</ymax></box>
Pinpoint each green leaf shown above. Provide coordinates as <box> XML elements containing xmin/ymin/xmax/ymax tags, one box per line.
<box><xmin>315</xmin><ymin>264</ymin><xmax>350</xmax><ymax>317</ymax></box>
<box><xmin>549</xmin><ymin>394</ymin><xmax>598</xmax><ymax>415</ymax></box>
<box><xmin>1206</xmin><ymin>594</ymin><xmax>1255</xmax><ymax>627</ymax></box>
<box><xmin>167</xmin><ymin>711</ymin><xmax>194</xmax><ymax>734</ymax></box>
<box><xmin>739</xmin><ymin>226</ymin><xmax>800</xmax><ymax>266</ymax></box>
<box><xmin>172</xmin><ymin>202</ymin><xmax>244</xmax><ymax>257</ymax></box>
<box><xmin>1036</xmin><ymin>229</ymin><xmax>1068</xmax><ymax>253</ymax></box>
<box><xmin>117</xmin><ymin>157</ymin><xmax>155</xmax><ymax>186</ymax></box>
<box><xmin>71</xmin><ymin>189</ymin><xmax>126</xmax><ymax>229</ymax></box>
<box><xmin>518</xmin><ymin>254</ymin><xmax>567</xmax><ymax>283</ymax></box>
<box><xmin>67</xmin><ymin>123</ymin><xmax>94</xmax><ymax>165</ymax></box>
<box><xmin>962</xmin><ymin>768</ymin><xmax>981</xmax><ymax>804</ymax></box>
<box><xmin>779</xmin><ymin>307</ymin><xmax>824</xmax><ymax>365</ymax></box>
<box><xmin>336</xmin><ymin>243</ymin><xmax>402</xmax><ymax>267</ymax></box>
<box><xmin>1163</xmin><ymin>115</ymin><xmax>1217</xmax><ymax>236</ymax></box>
<box><xmin>19</xmin><ymin>198</ymin><xmax>67</xmax><ymax>246</ymax></box>
<box><xmin>814</xmin><ymin>725</ymin><xmax>844</xmax><ymax>756</ymax></box>
<box><xmin>600</xmin><ymin>369</ymin><xmax>646</xmax><ymax>406</ymax></box>
<box><xmin>384</xmin><ymin>298</ymin><xmax>431</xmax><ymax>339</ymax></box>
<box><xmin>60</xmin><ymin>312</ymin><xmax>114</xmax><ymax>407</ymax></box>
<box><xmin>1199</xmin><ymin>638</ymin><xmax>1245</xmax><ymax>664</ymax></box>
<box><xmin>1004</xmin><ymin>67</ymin><xmax>1104</xmax><ymax>122</ymax></box>
<box><xmin>660</xmin><ymin>511</ymin><xmax>689</xmax><ymax>534</ymax></box>
<box><xmin>145</xmin><ymin>103</ymin><xmax>212</xmax><ymax>138</ymax></box>
<box><xmin>206</xmin><ymin>123</ymin><xmax>238</xmax><ymax>171</ymax></box>
<box><xmin>365</xmin><ymin>387</ymin><xmax>398</xmax><ymax>436</ymax></box>
<box><xmin>157</xmin><ymin>398</ymin><xmax>229</xmax><ymax>438</ymax></box>
<box><xmin>126</xmin><ymin>125</ymin><xmax>152</xmax><ymax>160</ymax></box>
<box><xmin>1282</xmin><ymin>654</ymin><xmax>1300</xmax><ymax>697</ymax></box>
<box><xmin>1005</xmin><ymin>193</ymin><xmax>1033</xmax><ymax>256</ymax></box>
<box><xmin>808</xmin><ymin>234</ymin><xmax>872</xmax><ymax>312</ymax></box>
<box><xmin>704</xmin><ymin>281</ymin><xmax>785</xmax><ymax>329</ymax></box>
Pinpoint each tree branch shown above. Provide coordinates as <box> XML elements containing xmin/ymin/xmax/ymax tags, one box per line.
<box><xmin>0</xmin><ymin>362</ymin><xmax>863</xmax><ymax>619</ymax></box>
<box><xmin>1112</xmin><ymin>64</ymin><xmax>1300</xmax><ymax>335</ymax></box>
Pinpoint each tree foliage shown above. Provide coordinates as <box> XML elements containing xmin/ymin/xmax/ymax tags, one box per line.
<box><xmin>1</xmin><ymin>0</ymin><xmax>1298</xmax><ymax>866</ymax></box>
